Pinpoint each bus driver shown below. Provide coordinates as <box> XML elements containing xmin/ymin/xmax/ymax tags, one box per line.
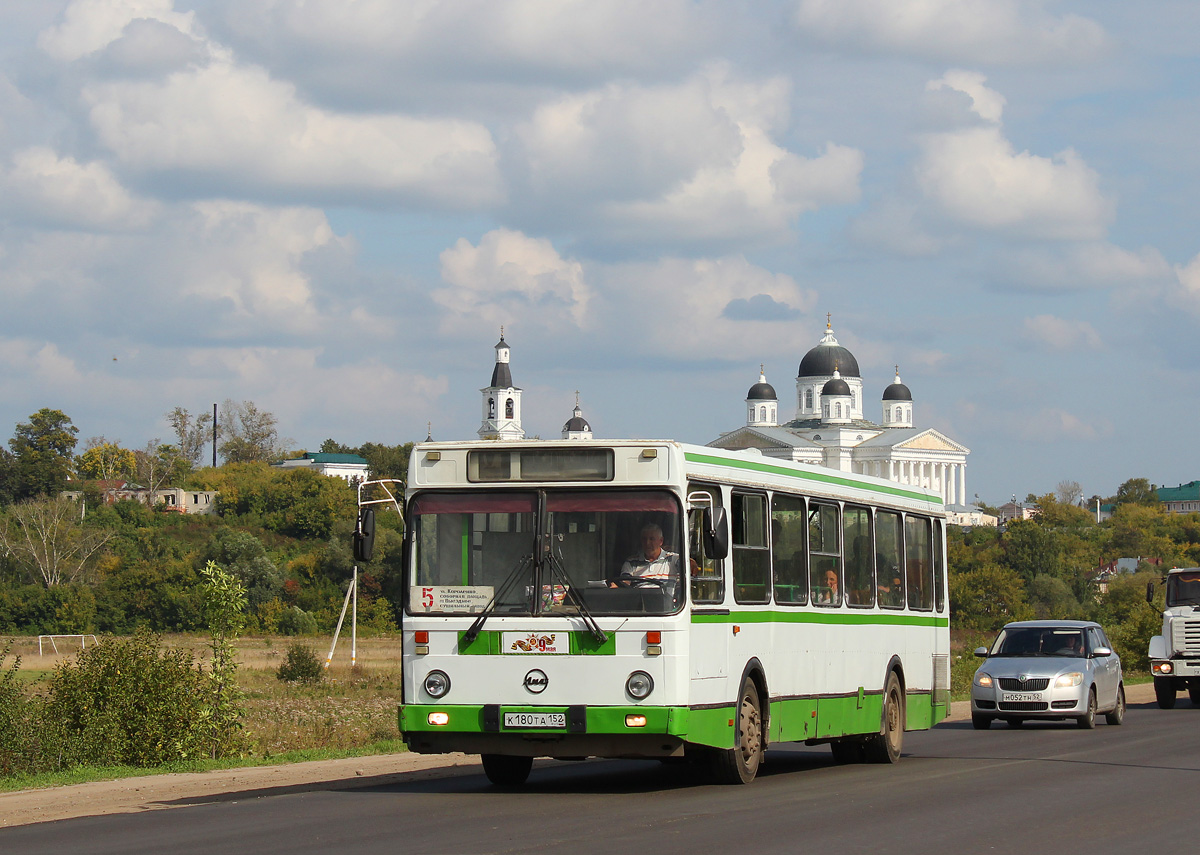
<box><xmin>612</xmin><ymin>523</ymin><xmax>680</xmax><ymax>586</ymax></box>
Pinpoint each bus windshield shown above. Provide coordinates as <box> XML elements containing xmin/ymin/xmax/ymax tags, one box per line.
<box><xmin>1166</xmin><ymin>571</ymin><xmax>1200</xmax><ymax>607</ymax></box>
<box><xmin>408</xmin><ymin>489</ymin><xmax>685</xmax><ymax>616</ymax></box>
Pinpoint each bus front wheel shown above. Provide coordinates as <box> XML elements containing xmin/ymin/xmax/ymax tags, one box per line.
<box><xmin>710</xmin><ymin>677</ymin><xmax>763</xmax><ymax>784</ymax></box>
<box><xmin>864</xmin><ymin>672</ymin><xmax>903</xmax><ymax>764</ymax></box>
<box><xmin>482</xmin><ymin>754</ymin><xmax>533</xmax><ymax>787</ymax></box>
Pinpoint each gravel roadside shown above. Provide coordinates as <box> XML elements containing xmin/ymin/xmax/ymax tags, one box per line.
<box><xmin>0</xmin><ymin>682</ymin><xmax>1156</xmax><ymax>829</ymax></box>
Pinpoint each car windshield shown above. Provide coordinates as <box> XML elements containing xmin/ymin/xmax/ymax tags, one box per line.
<box><xmin>991</xmin><ymin>627</ymin><xmax>1087</xmax><ymax>658</ymax></box>
<box><xmin>1166</xmin><ymin>571</ymin><xmax>1200</xmax><ymax>607</ymax></box>
<box><xmin>408</xmin><ymin>489</ymin><xmax>685</xmax><ymax>616</ymax></box>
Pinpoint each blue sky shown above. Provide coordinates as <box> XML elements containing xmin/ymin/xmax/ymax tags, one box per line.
<box><xmin>1</xmin><ymin>1</ymin><xmax>1198</xmax><ymax>505</ymax></box>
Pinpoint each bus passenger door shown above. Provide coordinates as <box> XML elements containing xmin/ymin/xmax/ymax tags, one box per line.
<box><xmin>687</xmin><ymin>488</ymin><xmax>728</xmax><ymax>702</ymax></box>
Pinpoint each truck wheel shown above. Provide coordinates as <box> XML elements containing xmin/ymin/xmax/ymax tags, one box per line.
<box><xmin>1189</xmin><ymin>680</ymin><xmax>1200</xmax><ymax>706</ymax></box>
<box><xmin>1155</xmin><ymin>675</ymin><xmax>1177</xmax><ymax>709</ymax></box>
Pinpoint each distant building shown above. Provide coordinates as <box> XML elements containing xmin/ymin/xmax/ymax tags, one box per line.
<box><xmin>479</xmin><ymin>331</ymin><xmax>525</xmax><ymax>440</ymax></box>
<box><xmin>709</xmin><ymin>318</ymin><xmax>970</xmax><ymax>507</ymax></box>
<box><xmin>62</xmin><ymin>481</ymin><xmax>218</xmax><ymax>515</ymax></box>
<box><xmin>561</xmin><ymin>396</ymin><xmax>593</xmax><ymax>440</ymax></box>
<box><xmin>997</xmin><ymin>502</ymin><xmax>1037</xmax><ymax>523</ymax></box>
<box><xmin>274</xmin><ymin>452</ymin><xmax>369</xmax><ymax>483</ymax></box>
<box><xmin>1158</xmin><ymin>481</ymin><xmax>1200</xmax><ymax>514</ymax></box>
<box><xmin>947</xmin><ymin>507</ymin><xmax>998</xmax><ymax>527</ymax></box>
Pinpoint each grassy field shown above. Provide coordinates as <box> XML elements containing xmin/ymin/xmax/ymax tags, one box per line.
<box><xmin>5</xmin><ymin>633</ymin><xmax>406</xmax><ymax>758</ymax></box>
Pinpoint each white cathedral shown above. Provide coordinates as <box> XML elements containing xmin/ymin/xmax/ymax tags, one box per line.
<box><xmin>708</xmin><ymin>319</ymin><xmax>970</xmax><ymax>508</ymax></box>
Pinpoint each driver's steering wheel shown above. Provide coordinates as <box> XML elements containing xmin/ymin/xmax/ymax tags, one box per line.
<box><xmin>614</xmin><ymin>573</ymin><xmax>668</xmax><ymax>589</ymax></box>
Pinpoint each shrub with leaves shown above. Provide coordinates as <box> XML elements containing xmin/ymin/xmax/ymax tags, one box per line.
<box><xmin>200</xmin><ymin>560</ymin><xmax>250</xmax><ymax>758</ymax></box>
<box><xmin>45</xmin><ymin>630</ymin><xmax>212</xmax><ymax>766</ymax></box>
<box><xmin>0</xmin><ymin>642</ymin><xmax>44</xmax><ymax>776</ymax></box>
<box><xmin>276</xmin><ymin>642</ymin><xmax>324</xmax><ymax>684</ymax></box>
<box><xmin>276</xmin><ymin>605</ymin><xmax>319</xmax><ymax>636</ymax></box>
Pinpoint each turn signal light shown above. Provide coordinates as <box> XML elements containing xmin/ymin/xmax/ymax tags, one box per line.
<box><xmin>428</xmin><ymin>712</ymin><xmax>449</xmax><ymax>726</ymax></box>
<box><xmin>415</xmin><ymin>631</ymin><xmax>429</xmax><ymax>643</ymax></box>
<box><xmin>625</xmin><ymin>715</ymin><xmax>648</xmax><ymax>727</ymax></box>
<box><xmin>646</xmin><ymin>631</ymin><xmax>661</xmax><ymax>644</ymax></box>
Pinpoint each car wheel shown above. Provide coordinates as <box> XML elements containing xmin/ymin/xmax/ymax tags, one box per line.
<box><xmin>1105</xmin><ymin>684</ymin><xmax>1126</xmax><ymax>725</ymax></box>
<box><xmin>1155</xmin><ymin>675</ymin><xmax>1177</xmax><ymax>709</ymax></box>
<box><xmin>709</xmin><ymin>677</ymin><xmax>763</xmax><ymax>784</ymax></box>
<box><xmin>1006</xmin><ymin>718</ymin><xmax>1024</xmax><ymax>728</ymax></box>
<box><xmin>1077</xmin><ymin>689</ymin><xmax>1096</xmax><ymax>729</ymax></box>
<box><xmin>971</xmin><ymin>714</ymin><xmax>992</xmax><ymax>730</ymax></box>
<box><xmin>1189</xmin><ymin>680</ymin><xmax>1200</xmax><ymax>706</ymax></box>
<box><xmin>864</xmin><ymin>672</ymin><xmax>904</xmax><ymax>763</ymax></box>
<box><xmin>481</xmin><ymin>754</ymin><xmax>533</xmax><ymax>787</ymax></box>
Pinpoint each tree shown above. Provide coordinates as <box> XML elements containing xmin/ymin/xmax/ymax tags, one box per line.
<box><xmin>218</xmin><ymin>400</ymin><xmax>286</xmax><ymax>463</ymax></box>
<box><xmin>76</xmin><ymin>439</ymin><xmax>136</xmax><ymax>482</ymax></box>
<box><xmin>1001</xmin><ymin>518</ymin><xmax>1061</xmax><ymax>583</ymax></box>
<box><xmin>133</xmin><ymin>441</ymin><xmax>186</xmax><ymax>501</ymax></box>
<box><xmin>1114</xmin><ymin>477</ymin><xmax>1159</xmax><ymax>508</ymax></box>
<box><xmin>0</xmin><ymin>496</ymin><xmax>112</xmax><ymax>587</ymax></box>
<box><xmin>8</xmin><ymin>409</ymin><xmax>78</xmax><ymax>500</ymax></box>
<box><xmin>1055</xmin><ymin>480</ymin><xmax>1083</xmax><ymax>506</ymax></box>
<box><xmin>166</xmin><ymin>407</ymin><xmax>214</xmax><ymax>469</ymax></box>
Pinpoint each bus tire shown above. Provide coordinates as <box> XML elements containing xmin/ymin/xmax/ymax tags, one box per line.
<box><xmin>710</xmin><ymin>677</ymin><xmax>763</xmax><ymax>784</ymax></box>
<box><xmin>864</xmin><ymin>672</ymin><xmax>903</xmax><ymax>764</ymax></box>
<box><xmin>481</xmin><ymin>754</ymin><xmax>533</xmax><ymax>787</ymax></box>
<box><xmin>1154</xmin><ymin>676</ymin><xmax>1177</xmax><ymax>709</ymax></box>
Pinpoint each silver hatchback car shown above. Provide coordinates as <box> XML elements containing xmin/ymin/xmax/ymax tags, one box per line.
<box><xmin>971</xmin><ymin>620</ymin><xmax>1126</xmax><ymax>729</ymax></box>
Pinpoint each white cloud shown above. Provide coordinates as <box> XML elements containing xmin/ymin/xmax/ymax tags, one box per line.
<box><xmin>793</xmin><ymin>0</ymin><xmax>1110</xmax><ymax>65</ymax></box>
<box><xmin>0</xmin><ymin>147</ymin><xmax>156</xmax><ymax>230</ymax></box>
<box><xmin>81</xmin><ymin>48</ymin><xmax>501</xmax><ymax>210</ymax></box>
<box><xmin>1007</xmin><ymin>243</ymin><xmax>1171</xmax><ymax>291</ymax></box>
<box><xmin>926</xmin><ymin>70</ymin><xmax>1006</xmax><ymax>123</ymax></box>
<box><xmin>435</xmin><ymin>229</ymin><xmax>592</xmax><ymax>332</ymax></box>
<box><xmin>1022</xmin><ymin>315</ymin><xmax>1103</xmax><ymax>351</ymax></box>
<box><xmin>38</xmin><ymin>0</ymin><xmax>198</xmax><ymax>62</ymax></box>
<box><xmin>515</xmin><ymin>66</ymin><xmax>862</xmax><ymax>245</ymax></box>
<box><xmin>1017</xmin><ymin>407</ymin><xmax>1106</xmax><ymax>442</ymax></box>
<box><xmin>915</xmin><ymin>125</ymin><xmax>1113</xmax><ymax>240</ymax></box>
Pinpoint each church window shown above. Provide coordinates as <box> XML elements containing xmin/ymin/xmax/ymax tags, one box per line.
<box><xmin>760</xmin><ymin>406</ymin><xmax>767</xmax><ymax>422</ymax></box>
<box><xmin>850</xmin><ymin>392</ymin><xmax>856</xmax><ymax>411</ymax></box>
<box><xmin>905</xmin><ymin>407</ymin><xmax>910</xmax><ymax>422</ymax></box>
<box><xmin>488</xmin><ymin>397</ymin><xmax>495</xmax><ymax>418</ymax></box>
<box><xmin>805</xmin><ymin>389</ymin><xmax>813</xmax><ymax>409</ymax></box>
<box><xmin>835</xmin><ymin>403</ymin><xmax>842</xmax><ymax>418</ymax></box>
<box><xmin>505</xmin><ymin>398</ymin><xmax>514</xmax><ymax>419</ymax></box>
<box><xmin>823</xmin><ymin>404</ymin><xmax>829</xmax><ymax>418</ymax></box>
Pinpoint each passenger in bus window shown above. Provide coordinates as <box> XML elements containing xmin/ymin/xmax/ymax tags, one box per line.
<box><xmin>814</xmin><ymin>567</ymin><xmax>840</xmax><ymax>604</ymax></box>
<box><xmin>878</xmin><ymin>568</ymin><xmax>903</xmax><ymax>607</ymax></box>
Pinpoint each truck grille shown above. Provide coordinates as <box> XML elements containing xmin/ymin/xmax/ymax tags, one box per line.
<box><xmin>998</xmin><ymin>678</ymin><xmax>1050</xmax><ymax>691</ymax></box>
<box><xmin>1171</xmin><ymin>619</ymin><xmax>1200</xmax><ymax>655</ymax></box>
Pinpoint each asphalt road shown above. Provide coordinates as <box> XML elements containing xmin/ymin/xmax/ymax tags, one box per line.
<box><xmin>5</xmin><ymin>694</ymin><xmax>1199</xmax><ymax>855</ymax></box>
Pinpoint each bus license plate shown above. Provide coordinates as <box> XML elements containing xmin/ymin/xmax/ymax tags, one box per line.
<box><xmin>504</xmin><ymin>712</ymin><xmax>566</xmax><ymax>729</ymax></box>
<box><xmin>1002</xmin><ymin>692</ymin><xmax>1041</xmax><ymax>702</ymax></box>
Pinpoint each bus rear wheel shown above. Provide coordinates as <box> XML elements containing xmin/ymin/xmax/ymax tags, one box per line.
<box><xmin>864</xmin><ymin>672</ymin><xmax>903</xmax><ymax>764</ymax></box>
<box><xmin>710</xmin><ymin>677</ymin><xmax>763</xmax><ymax>784</ymax></box>
<box><xmin>481</xmin><ymin>754</ymin><xmax>533</xmax><ymax>787</ymax></box>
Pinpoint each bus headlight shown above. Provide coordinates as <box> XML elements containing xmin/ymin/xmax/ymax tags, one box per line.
<box><xmin>424</xmin><ymin>670</ymin><xmax>451</xmax><ymax>699</ymax></box>
<box><xmin>626</xmin><ymin>670</ymin><xmax>654</xmax><ymax>700</ymax></box>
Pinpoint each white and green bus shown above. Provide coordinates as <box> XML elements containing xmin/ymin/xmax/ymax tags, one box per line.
<box><xmin>396</xmin><ymin>439</ymin><xmax>949</xmax><ymax>784</ymax></box>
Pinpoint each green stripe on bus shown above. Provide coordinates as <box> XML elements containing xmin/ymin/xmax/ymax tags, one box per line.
<box><xmin>457</xmin><ymin>630</ymin><xmax>617</xmax><ymax>655</ymax></box>
<box><xmin>683</xmin><ymin>451</ymin><xmax>943</xmax><ymax>506</ymax></box>
<box><xmin>691</xmin><ymin>610</ymin><xmax>949</xmax><ymax>627</ymax></box>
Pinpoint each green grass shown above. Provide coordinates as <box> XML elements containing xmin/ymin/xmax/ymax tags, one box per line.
<box><xmin>0</xmin><ymin>738</ymin><xmax>409</xmax><ymax>793</ymax></box>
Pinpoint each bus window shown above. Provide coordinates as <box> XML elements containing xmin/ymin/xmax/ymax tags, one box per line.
<box><xmin>809</xmin><ymin>502</ymin><xmax>841</xmax><ymax>606</ymax></box>
<box><xmin>732</xmin><ymin>492</ymin><xmax>770</xmax><ymax>604</ymax></box>
<box><xmin>844</xmin><ymin>505</ymin><xmax>874</xmax><ymax>607</ymax></box>
<box><xmin>933</xmin><ymin>519</ymin><xmax>946</xmax><ymax>612</ymax></box>
<box><xmin>772</xmin><ymin>493</ymin><xmax>807</xmax><ymax>605</ymax></box>
<box><xmin>905</xmin><ymin>515</ymin><xmax>933</xmax><ymax>611</ymax></box>
<box><xmin>876</xmin><ymin>510</ymin><xmax>903</xmax><ymax>609</ymax></box>
<box><xmin>688</xmin><ymin>483</ymin><xmax>724</xmax><ymax>604</ymax></box>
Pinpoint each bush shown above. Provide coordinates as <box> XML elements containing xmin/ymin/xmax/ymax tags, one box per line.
<box><xmin>45</xmin><ymin>630</ymin><xmax>215</xmax><ymax>766</ymax></box>
<box><xmin>0</xmin><ymin>643</ymin><xmax>44</xmax><ymax>777</ymax></box>
<box><xmin>276</xmin><ymin>643</ymin><xmax>324</xmax><ymax>684</ymax></box>
<box><xmin>277</xmin><ymin>606</ymin><xmax>319</xmax><ymax>636</ymax></box>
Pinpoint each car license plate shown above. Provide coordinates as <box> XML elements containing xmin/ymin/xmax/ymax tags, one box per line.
<box><xmin>1002</xmin><ymin>692</ymin><xmax>1042</xmax><ymax>702</ymax></box>
<box><xmin>503</xmin><ymin>712</ymin><xmax>566</xmax><ymax>729</ymax></box>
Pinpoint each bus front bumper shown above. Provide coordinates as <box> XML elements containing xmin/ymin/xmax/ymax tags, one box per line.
<box><xmin>399</xmin><ymin>704</ymin><xmax>689</xmax><ymax>758</ymax></box>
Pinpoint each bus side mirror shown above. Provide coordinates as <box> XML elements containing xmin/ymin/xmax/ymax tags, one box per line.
<box><xmin>353</xmin><ymin>508</ymin><xmax>376</xmax><ymax>563</ymax></box>
<box><xmin>704</xmin><ymin>507</ymin><xmax>729</xmax><ymax>560</ymax></box>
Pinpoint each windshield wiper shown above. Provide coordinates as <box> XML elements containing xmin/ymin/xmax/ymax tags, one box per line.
<box><xmin>463</xmin><ymin>553</ymin><xmax>534</xmax><ymax>645</ymax></box>
<box><xmin>545</xmin><ymin>546</ymin><xmax>608</xmax><ymax>645</ymax></box>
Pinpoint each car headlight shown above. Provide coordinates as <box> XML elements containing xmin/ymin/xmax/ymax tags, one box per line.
<box><xmin>424</xmin><ymin>669</ymin><xmax>451</xmax><ymax>698</ymax></box>
<box><xmin>974</xmin><ymin>672</ymin><xmax>993</xmax><ymax>688</ymax></box>
<box><xmin>1054</xmin><ymin>672</ymin><xmax>1083</xmax><ymax>688</ymax></box>
<box><xmin>626</xmin><ymin>670</ymin><xmax>654</xmax><ymax>700</ymax></box>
